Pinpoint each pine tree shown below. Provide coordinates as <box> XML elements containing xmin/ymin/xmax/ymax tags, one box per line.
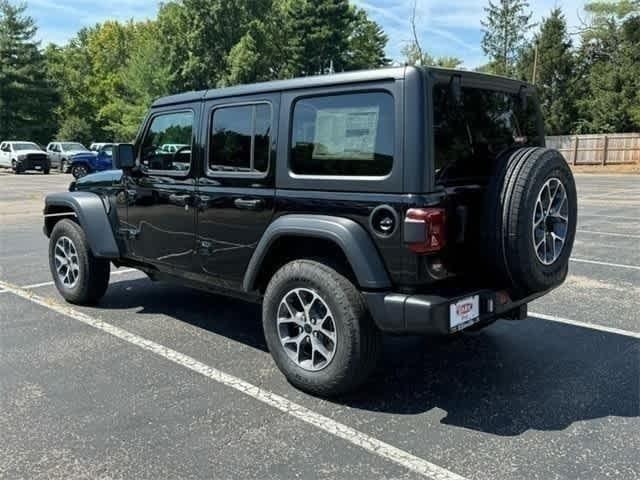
<box><xmin>287</xmin><ymin>0</ymin><xmax>354</xmax><ymax>76</ymax></box>
<box><xmin>481</xmin><ymin>0</ymin><xmax>532</xmax><ymax>77</ymax></box>
<box><xmin>518</xmin><ymin>9</ymin><xmax>575</xmax><ymax>135</ymax></box>
<box><xmin>345</xmin><ymin>7</ymin><xmax>389</xmax><ymax>70</ymax></box>
<box><xmin>574</xmin><ymin>0</ymin><xmax>640</xmax><ymax>132</ymax></box>
<box><xmin>0</xmin><ymin>1</ymin><xmax>56</xmax><ymax>143</ymax></box>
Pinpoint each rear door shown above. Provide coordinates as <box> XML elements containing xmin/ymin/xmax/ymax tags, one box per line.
<box><xmin>124</xmin><ymin>105</ymin><xmax>200</xmax><ymax>273</ymax></box>
<box><xmin>194</xmin><ymin>94</ymin><xmax>279</xmax><ymax>290</ymax></box>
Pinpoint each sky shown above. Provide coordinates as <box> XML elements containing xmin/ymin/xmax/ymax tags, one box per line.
<box><xmin>25</xmin><ymin>0</ymin><xmax>589</xmax><ymax>69</ymax></box>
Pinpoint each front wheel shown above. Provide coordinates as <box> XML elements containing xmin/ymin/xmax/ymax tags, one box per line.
<box><xmin>12</xmin><ymin>160</ymin><xmax>22</xmax><ymax>174</ymax></box>
<box><xmin>60</xmin><ymin>159</ymin><xmax>68</xmax><ymax>173</ymax></box>
<box><xmin>49</xmin><ymin>219</ymin><xmax>110</xmax><ymax>305</ymax></box>
<box><xmin>71</xmin><ymin>164</ymin><xmax>89</xmax><ymax>179</ymax></box>
<box><xmin>263</xmin><ymin>259</ymin><xmax>381</xmax><ymax>397</ymax></box>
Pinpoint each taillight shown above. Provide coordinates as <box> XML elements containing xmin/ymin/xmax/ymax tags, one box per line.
<box><xmin>404</xmin><ymin>208</ymin><xmax>447</xmax><ymax>254</ymax></box>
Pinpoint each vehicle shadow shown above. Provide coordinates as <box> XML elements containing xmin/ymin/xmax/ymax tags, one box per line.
<box><xmin>100</xmin><ymin>277</ymin><xmax>639</xmax><ymax>437</ymax></box>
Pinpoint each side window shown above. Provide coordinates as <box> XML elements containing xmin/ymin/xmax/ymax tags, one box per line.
<box><xmin>209</xmin><ymin>103</ymin><xmax>271</xmax><ymax>174</ymax></box>
<box><xmin>102</xmin><ymin>145</ymin><xmax>114</xmax><ymax>156</ymax></box>
<box><xmin>140</xmin><ymin>111</ymin><xmax>193</xmax><ymax>173</ymax></box>
<box><xmin>290</xmin><ymin>92</ymin><xmax>394</xmax><ymax>177</ymax></box>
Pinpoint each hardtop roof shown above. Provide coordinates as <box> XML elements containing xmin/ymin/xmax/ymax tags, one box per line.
<box><xmin>151</xmin><ymin>66</ymin><xmax>533</xmax><ymax>108</ymax></box>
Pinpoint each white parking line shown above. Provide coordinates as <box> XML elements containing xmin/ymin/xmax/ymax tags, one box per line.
<box><xmin>0</xmin><ymin>269</ymin><xmax>140</xmax><ymax>294</ymax></box>
<box><xmin>570</xmin><ymin>258</ymin><xmax>640</xmax><ymax>271</ymax></box>
<box><xmin>0</xmin><ymin>279</ymin><xmax>467</xmax><ymax>480</ymax></box>
<box><xmin>578</xmin><ymin>213</ymin><xmax>639</xmax><ymax>221</ymax></box>
<box><xmin>530</xmin><ymin>312</ymin><xmax>640</xmax><ymax>340</ymax></box>
<box><xmin>576</xmin><ymin>230</ymin><xmax>640</xmax><ymax>239</ymax></box>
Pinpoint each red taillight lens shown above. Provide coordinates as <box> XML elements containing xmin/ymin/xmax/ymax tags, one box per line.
<box><xmin>405</xmin><ymin>208</ymin><xmax>447</xmax><ymax>254</ymax></box>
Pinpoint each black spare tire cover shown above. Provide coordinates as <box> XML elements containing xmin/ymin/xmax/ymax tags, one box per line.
<box><xmin>483</xmin><ymin>147</ymin><xmax>577</xmax><ymax>296</ymax></box>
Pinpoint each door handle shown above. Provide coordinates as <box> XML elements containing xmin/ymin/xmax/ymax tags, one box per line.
<box><xmin>234</xmin><ymin>198</ymin><xmax>265</xmax><ymax>210</ymax></box>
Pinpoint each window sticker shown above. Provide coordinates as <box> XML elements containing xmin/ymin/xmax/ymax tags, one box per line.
<box><xmin>312</xmin><ymin>107</ymin><xmax>379</xmax><ymax>161</ymax></box>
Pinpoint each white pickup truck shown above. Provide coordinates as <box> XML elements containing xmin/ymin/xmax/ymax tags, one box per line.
<box><xmin>0</xmin><ymin>141</ymin><xmax>50</xmax><ymax>174</ymax></box>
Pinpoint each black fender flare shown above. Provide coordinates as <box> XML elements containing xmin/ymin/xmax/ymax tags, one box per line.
<box><xmin>44</xmin><ymin>192</ymin><xmax>120</xmax><ymax>258</ymax></box>
<box><xmin>243</xmin><ymin>214</ymin><xmax>391</xmax><ymax>292</ymax></box>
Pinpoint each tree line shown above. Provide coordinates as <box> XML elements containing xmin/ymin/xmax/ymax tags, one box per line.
<box><xmin>0</xmin><ymin>0</ymin><xmax>638</xmax><ymax>146</ymax></box>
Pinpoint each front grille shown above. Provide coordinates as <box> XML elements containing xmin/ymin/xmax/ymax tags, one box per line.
<box><xmin>27</xmin><ymin>153</ymin><xmax>48</xmax><ymax>162</ymax></box>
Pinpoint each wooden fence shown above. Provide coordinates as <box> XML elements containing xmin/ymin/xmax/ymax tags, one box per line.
<box><xmin>545</xmin><ymin>133</ymin><xmax>640</xmax><ymax>165</ymax></box>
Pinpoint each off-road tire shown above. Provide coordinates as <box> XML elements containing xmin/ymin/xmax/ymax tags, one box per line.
<box><xmin>49</xmin><ymin>219</ymin><xmax>110</xmax><ymax>305</ymax></box>
<box><xmin>263</xmin><ymin>259</ymin><xmax>381</xmax><ymax>397</ymax></box>
<box><xmin>483</xmin><ymin>147</ymin><xmax>577</xmax><ymax>295</ymax></box>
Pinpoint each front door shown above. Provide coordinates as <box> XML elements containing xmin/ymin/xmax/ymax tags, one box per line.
<box><xmin>195</xmin><ymin>95</ymin><xmax>279</xmax><ymax>290</ymax></box>
<box><xmin>96</xmin><ymin>145</ymin><xmax>114</xmax><ymax>171</ymax></box>
<box><xmin>124</xmin><ymin>107</ymin><xmax>200</xmax><ymax>273</ymax></box>
<box><xmin>0</xmin><ymin>143</ymin><xmax>9</xmax><ymax>167</ymax></box>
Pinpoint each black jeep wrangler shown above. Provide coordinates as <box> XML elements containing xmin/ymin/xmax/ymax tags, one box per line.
<box><xmin>44</xmin><ymin>67</ymin><xmax>577</xmax><ymax>396</ymax></box>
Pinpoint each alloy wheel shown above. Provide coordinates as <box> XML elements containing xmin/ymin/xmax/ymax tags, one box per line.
<box><xmin>54</xmin><ymin>236</ymin><xmax>80</xmax><ymax>288</ymax></box>
<box><xmin>532</xmin><ymin>177</ymin><xmax>569</xmax><ymax>265</ymax></box>
<box><xmin>277</xmin><ymin>288</ymin><xmax>337</xmax><ymax>371</ymax></box>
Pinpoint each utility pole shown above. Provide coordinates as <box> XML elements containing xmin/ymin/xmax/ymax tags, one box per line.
<box><xmin>531</xmin><ymin>43</ymin><xmax>539</xmax><ymax>84</ymax></box>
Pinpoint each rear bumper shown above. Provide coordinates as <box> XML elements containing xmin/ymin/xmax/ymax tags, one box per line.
<box><xmin>363</xmin><ymin>288</ymin><xmax>547</xmax><ymax>335</ymax></box>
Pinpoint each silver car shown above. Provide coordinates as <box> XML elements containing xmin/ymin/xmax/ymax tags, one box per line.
<box><xmin>46</xmin><ymin>142</ymin><xmax>90</xmax><ymax>172</ymax></box>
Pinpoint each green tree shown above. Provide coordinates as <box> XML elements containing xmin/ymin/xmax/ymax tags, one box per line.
<box><xmin>220</xmin><ymin>0</ymin><xmax>390</xmax><ymax>87</ymax></box>
<box><xmin>517</xmin><ymin>8</ymin><xmax>576</xmax><ymax>135</ymax></box>
<box><xmin>286</xmin><ymin>0</ymin><xmax>354</xmax><ymax>75</ymax></box>
<box><xmin>481</xmin><ymin>0</ymin><xmax>532</xmax><ymax>76</ymax></box>
<box><xmin>45</xmin><ymin>29</ymin><xmax>101</xmax><ymax>141</ymax></box>
<box><xmin>0</xmin><ymin>1</ymin><xmax>56</xmax><ymax>143</ymax></box>
<box><xmin>158</xmin><ymin>0</ymin><xmax>266</xmax><ymax>91</ymax></box>
<box><xmin>573</xmin><ymin>0</ymin><xmax>640</xmax><ymax>132</ymax></box>
<box><xmin>345</xmin><ymin>7</ymin><xmax>389</xmax><ymax>70</ymax></box>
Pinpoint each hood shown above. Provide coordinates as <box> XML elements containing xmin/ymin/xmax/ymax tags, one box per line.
<box><xmin>16</xmin><ymin>149</ymin><xmax>46</xmax><ymax>156</ymax></box>
<box><xmin>71</xmin><ymin>151</ymin><xmax>97</xmax><ymax>159</ymax></box>
<box><xmin>72</xmin><ymin>169</ymin><xmax>123</xmax><ymax>191</ymax></box>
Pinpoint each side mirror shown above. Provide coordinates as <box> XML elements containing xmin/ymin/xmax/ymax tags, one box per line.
<box><xmin>113</xmin><ymin>144</ymin><xmax>135</xmax><ymax>170</ymax></box>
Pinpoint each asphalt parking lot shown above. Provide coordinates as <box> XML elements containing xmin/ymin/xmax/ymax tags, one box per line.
<box><xmin>1</xmin><ymin>170</ymin><xmax>638</xmax><ymax>480</ymax></box>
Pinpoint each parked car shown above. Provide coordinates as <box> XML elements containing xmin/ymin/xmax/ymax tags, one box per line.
<box><xmin>43</xmin><ymin>67</ymin><xmax>578</xmax><ymax>396</ymax></box>
<box><xmin>46</xmin><ymin>142</ymin><xmax>90</xmax><ymax>172</ymax></box>
<box><xmin>0</xmin><ymin>141</ymin><xmax>50</xmax><ymax>174</ymax></box>
<box><xmin>69</xmin><ymin>143</ymin><xmax>115</xmax><ymax>179</ymax></box>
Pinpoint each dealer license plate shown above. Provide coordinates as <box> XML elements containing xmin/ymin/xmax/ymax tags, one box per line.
<box><xmin>449</xmin><ymin>295</ymin><xmax>480</xmax><ymax>331</ymax></box>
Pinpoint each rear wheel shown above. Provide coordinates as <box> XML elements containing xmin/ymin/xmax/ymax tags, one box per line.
<box><xmin>49</xmin><ymin>219</ymin><xmax>110</xmax><ymax>305</ymax></box>
<box><xmin>263</xmin><ymin>259</ymin><xmax>381</xmax><ymax>397</ymax></box>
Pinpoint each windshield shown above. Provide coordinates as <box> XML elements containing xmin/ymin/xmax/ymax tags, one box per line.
<box><xmin>13</xmin><ymin>142</ymin><xmax>41</xmax><ymax>151</ymax></box>
<box><xmin>62</xmin><ymin>143</ymin><xmax>88</xmax><ymax>151</ymax></box>
<box><xmin>433</xmin><ymin>83</ymin><xmax>543</xmax><ymax>185</ymax></box>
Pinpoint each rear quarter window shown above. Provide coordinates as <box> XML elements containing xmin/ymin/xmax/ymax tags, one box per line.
<box><xmin>290</xmin><ymin>91</ymin><xmax>394</xmax><ymax>177</ymax></box>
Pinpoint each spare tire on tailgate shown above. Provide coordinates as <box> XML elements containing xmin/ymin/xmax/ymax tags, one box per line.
<box><xmin>483</xmin><ymin>147</ymin><xmax>577</xmax><ymax>296</ymax></box>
